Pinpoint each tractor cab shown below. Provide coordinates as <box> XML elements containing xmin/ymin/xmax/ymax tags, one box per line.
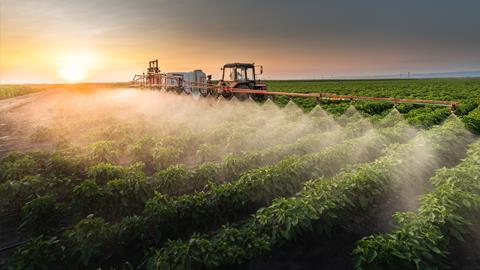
<box><xmin>219</xmin><ymin>63</ymin><xmax>267</xmax><ymax>91</ymax></box>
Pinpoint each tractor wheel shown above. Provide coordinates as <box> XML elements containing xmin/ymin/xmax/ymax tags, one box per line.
<box><xmin>233</xmin><ymin>84</ymin><xmax>251</xmax><ymax>101</ymax></box>
<box><xmin>250</xmin><ymin>93</ymin><xmax>268</xmax><ymax>102</ymax></box>
<box><xmin>221</xmin><ymin>91</ymin><xmax>233</xmax><ymax>99</ymax></box>
<box><xmin>235</xmin><ymin>93</ymin><xmax>249</xmax><ymax>101</ymax></box>
<box><xmin>175</xmin><ymin>87</ymin><xmax>184</xmax><ymax>95</ymax></box>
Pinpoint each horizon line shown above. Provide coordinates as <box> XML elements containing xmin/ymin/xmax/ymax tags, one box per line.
<box><xmin>1</xmin><ymin>70</ymin><xmax>480</xmax><ymax>85</ymax></box>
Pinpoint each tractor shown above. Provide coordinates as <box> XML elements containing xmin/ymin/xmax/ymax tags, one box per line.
<box><xmin>131</xmin><ymin>59</ymin><xmax>459</xmax><ymax>109</ymax></box>
<box><xmin>217</xmin><ymin>63</ymin><xmax>268</xmax><ymax>100</ymax></box>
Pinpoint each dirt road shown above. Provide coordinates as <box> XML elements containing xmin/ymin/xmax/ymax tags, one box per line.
<box><xmin>0</xmin><ymin>88</ymin><xmax>65</xmax><ymax>158</ymax></box>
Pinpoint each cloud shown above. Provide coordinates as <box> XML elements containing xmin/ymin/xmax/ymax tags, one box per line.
<box><xmin>1</xmin><ymin>0</ymin><xmax>480</xmax><ymax>82</ymax></box>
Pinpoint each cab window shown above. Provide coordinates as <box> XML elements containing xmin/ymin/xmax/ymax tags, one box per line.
<box><xmin>236</xmin><ymin>67</ymin><xmax>246</xmax><ymax>81</ymax></box>
<box><xmin>223</xmin><ymin>67</ymin><xmax>235</xmax><ymax>81</ymax></box>
<box><xmin>246</xmin><ymin>67</ymin><xmax>254</xmax><ymax>81</ymax></box>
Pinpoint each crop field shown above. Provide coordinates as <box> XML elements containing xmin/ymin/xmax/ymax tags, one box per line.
<box><xmin>0</xmin><ymin>79</ymin><xmax>479</xmax><ymax>269</ymax></box>
<box><xmin>0</xmin><ymin>85</ymin><xmax>51</xmax><ymax>100</ymax></box>
<box><xmin>0</xmin><ymin>83</ymin><xmax>129</xmax><ymax>100</ymax></box>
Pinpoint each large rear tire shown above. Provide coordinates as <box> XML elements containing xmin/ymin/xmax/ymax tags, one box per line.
<box><xmin>250</xmin><ymin>93</ymin><xmax>268</xmax><ymax>102</ymax></box>
<box><xmin>233</xmin><ymin>84</ymin><xmax>251</xmax><ymax>101</ymax></box>
<box><xmin>221</xmin><ymin>91</ymin><xmax>233</xmax><ymax>99</ymax></box>
<box><xmin>175</xmin><ymin>87</ymin><xmax>184</xmax><ymax>95</ymax></box>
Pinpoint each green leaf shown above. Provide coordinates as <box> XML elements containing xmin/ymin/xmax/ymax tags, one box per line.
<box><xmin>431</xmin><ymin>246</ymin><xmax>442</xmax><ymax>255</ymax></box>
<box><xmin>353</xmin><ymin>255</ymin><xmax>363</xmax><ymax>268</ymax></box>
<box><xmin>366</xmin><ymin>249</ymin><xmax>377</xmax><ymax>263</ymax></box>
<box><xmin>392</xmin><ymin>250</ymin><xmax>408</xmax><ymax>259</ymax></box>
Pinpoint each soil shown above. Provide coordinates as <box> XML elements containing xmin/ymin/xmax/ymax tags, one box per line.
<box><xmin>0</xmin><ymin>89</ymin><xmax>64</xmax><ymax>158</ymax></box>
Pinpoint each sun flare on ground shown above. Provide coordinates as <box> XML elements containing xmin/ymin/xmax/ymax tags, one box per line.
<box><xmin>57</xmin><ymin>52</ymin><xmax>95</xmax><ymax>82</ymax></box>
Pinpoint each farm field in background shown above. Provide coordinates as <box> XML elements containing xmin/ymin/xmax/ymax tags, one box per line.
<box><xmin>267</xmin><ymin>78</ymin><xmax>480</xmax><ymax>111</ymax></box>
<box><xmin>0</xmin><ymin>85</ymin><xmax>51</xmax><ymax>100</ymax></box>
<box><xmin>0</xmin><ymin>80</ymin><xmax>479</xmax><ymax>269</ymax></box>
<box><xmin>0</xmin><ymin>83</ymin><xmax>130</xmax><ymax>100</ymax></box>
<box><xmin>268</xmin><ymin>78</ymin><xmax>480</xmax><ymax>101</ymax></box>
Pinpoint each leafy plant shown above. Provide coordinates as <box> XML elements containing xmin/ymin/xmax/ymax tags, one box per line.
<box><xmin>152</xmin><ymin>146</ymin><xmax>184</xmax><ymax>170</ymax></box>
<box><xmin>9</xmin><ymin>236</ymin><xmax>66</xmax><ymax>270</ymax></box>
<box><xmin>0</xmin><ymin>152</ymin><xmax>41</xmax><ymax>182</ymax></box>
<box><xmin>88</xmin><ymin>140</ymin><xmax>120</xmax><ymax>164</ymax></box>
<box><xmin>87</xmin><ymin>162</ymin><xmax>126</xmax><ymax>185</ymax></box>
<box><xmin>353</xmin><ymin>139</ymin><xmax>480</xmax><ymax>270</ymax></box>
<box><xmin>72</xmin><ymin>180</ymin><xmax>110</xmax><ymax>217</ymax></box>
<box><xmin>154</xmin><ymin>164</ymin><xmax>193</xmax><ymax>195</ymax></box>
<box><xmin>65</xmin><ymin>215</ymin><xmax>115</xmax><ymax>267</ymax></box>
<box><xmin>196</xmin><ymin>143</ymin><xmax>221</xmax><ymax>163</ymax></box>
<box><xmin>19</xmin><ymin>195</ymin><xmax>65</xmax><ymax>236</ymax></box>
<box><xmin>146</xmin><ymin>118</ymin><xmax>470</xmax><ymax>270</ymax></box>
<box><xmin>50</xmin><ymin>123</ymin><xmax>412</xmax><ymax>268</ymax></box>
<box><xmin>462</xmin><ymin>106</ymin><xmax>480</xmax><ymax>134</ymax></box>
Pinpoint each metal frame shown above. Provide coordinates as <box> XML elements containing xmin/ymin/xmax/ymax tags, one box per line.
<box><xmin>132</xmin><ymin>60</ymin><xmax>460</xmax><ymax>108</ymax></box>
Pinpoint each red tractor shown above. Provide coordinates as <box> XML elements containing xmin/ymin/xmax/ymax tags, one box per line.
<box><xmin>217</xmin><ymin>63</ymin><xmax>268</xmax><ymax>100</ymax></box>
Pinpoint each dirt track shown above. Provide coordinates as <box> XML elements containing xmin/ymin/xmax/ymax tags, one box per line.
<box><xmin>0</xmin><ymin>89</ymin><xmax>64</xmax><ymax>158</ymax></box>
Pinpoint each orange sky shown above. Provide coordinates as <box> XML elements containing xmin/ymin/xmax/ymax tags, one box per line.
<box><xmin>1</xmin><ymin>0</ymin><xmax>480</xmax><ymax>83</ymax></box>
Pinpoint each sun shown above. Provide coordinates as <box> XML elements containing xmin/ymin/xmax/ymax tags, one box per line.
<box><xmin>58</xmin><ymin>52</ymin><xmax>95</xmax><ymax>82</ymax></box>
<box><xmin>59</xmin><ymin>65</ymin><xmax>87</xmax><ymax>82</ymax></box>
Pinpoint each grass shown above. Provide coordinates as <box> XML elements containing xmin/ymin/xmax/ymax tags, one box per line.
<box><xmin>0</xmin><ymin>85</ymin><xmax>47</xmax><ymax>100</ymax></box>
<box><xmin>0</xmin><ymin>83</ymin><xmax>130</xmax><ymax>100</ymax></box>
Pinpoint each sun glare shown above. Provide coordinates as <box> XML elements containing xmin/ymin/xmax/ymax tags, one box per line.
<box><xmin>58</xmin><ymin>52</ymin><xmax>95</xmax><ymax>82</ymax></box>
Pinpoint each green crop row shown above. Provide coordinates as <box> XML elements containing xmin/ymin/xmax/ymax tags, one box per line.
<box><xmin>0</xmin><ymin>110</ymin><xmax>339</xmax><ymax>216</ymax></box>
<box><xmin>20</xmin><ymin>125</ymin><xmax>346</xmax><ymax>227</ymax></box>
<box><xmin>353</xmin><ymin>139</ymin><xmax>480</xmax><ymax>270</ymax></box>
<box><xmin>144</xmin><ymin>118</ymin><xmax>471</xmax><ymax>270</ymax></box>
<box><xmin>137</xmin><ymin>113</ymin><xmax>368</xmax><ymax>198</ymax></box>
<box><xmin>70</xmin><ymin>117</ymin><xmax>347</xmax><ymax>220</ymax></box>
<box><xmin>462</xmin><ymin>106</ymin><xmax>480</xmax><ymax>134</ymax></box>
<box><xmin>0</xmin><ymin>151</ymin><xmax>89</xmax><ymax>215</ymax></box>
<box><xmin>152</xmin><ymin>123</ymin><xmax>346</xmax><ymax>197</ymax></box>
<box><xmin>20</xmin><ymin>100</ymin><xmax>328</xmax><ymax>173</ymax></box>
<box><xmin>273</xmin><ymin>96</ymin><xmax>456</xmax><ymax>131</ymax></box>
<box><xmin>7</xmin><ymin>121</ymin><xmax>414</xmax><ymax>269</ymax></box>
<box><xmin>0</xmin><ymin>114</ymin><xmax>343</xmax><ymax>226</ymax></box>
<box><xmin>266</xmin><ymin>79</ymin><xmax>480</xmax><ymax>103</ymax></box>
<box><xmin>405</xmin><ymin>107</ymin><xmax>451</xmax><ymax>128</ymax></box>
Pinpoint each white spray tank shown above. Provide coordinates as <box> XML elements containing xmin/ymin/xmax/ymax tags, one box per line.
<box><xmin>165</xmin><ymin>70</ymin><xmax>207</xmax><ymax>96</ymax></box>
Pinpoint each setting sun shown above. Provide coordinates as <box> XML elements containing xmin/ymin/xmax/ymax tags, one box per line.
<box><xmin>57</xmin><ymin>52</ymin><xmax>95</xmax><ymax>82</ymax></box>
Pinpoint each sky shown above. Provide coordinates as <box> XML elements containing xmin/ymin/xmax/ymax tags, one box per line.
<box><xmin>1</xmin><ymin>0</ymin><xmax>480</xmax><ymax>83</ymax></box>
